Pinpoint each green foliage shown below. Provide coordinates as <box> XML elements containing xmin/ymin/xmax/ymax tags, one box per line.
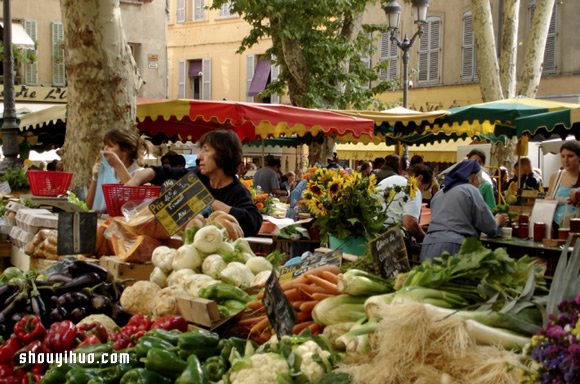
<box><xmin>0</xmin><ymin>167</ymin><xmax>29</xmax><ymax>192</ymax></box>
<box><xmin>210</xmin><ymin>0</ymin><xmax>396</xmax><ymax>109</ymax></box>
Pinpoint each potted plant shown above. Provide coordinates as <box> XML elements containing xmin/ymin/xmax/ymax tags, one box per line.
<box><xmin>300</xmin><ymin>167</ymin><xmax>387</xmax><ymax>256</ymax></box>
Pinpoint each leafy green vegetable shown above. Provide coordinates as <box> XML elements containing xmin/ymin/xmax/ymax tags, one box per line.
<box><xmin>67</xmin><ymin>191</ymin><xmax>91</xmax><ymax>212</ymax></box>
<box><xmin>0</xmin><ymin>167</ymin><xmax>29</xmax><ymax>191</ymax></box>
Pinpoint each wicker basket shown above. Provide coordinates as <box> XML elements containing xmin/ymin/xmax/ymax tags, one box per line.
<box><xmin>27</xmin><ymin>171</ymin><xmax>73</xmax><ymax>197</ymax></box>
<box><xmin>101</xmin><ymin>184</ymin><xmax>161</xmax><ymax>217</ymax></box>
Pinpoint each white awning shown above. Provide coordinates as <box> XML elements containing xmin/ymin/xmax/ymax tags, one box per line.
<box><xmin>0</xmin><ymin>22</ymin><xmax>35</xmax><ymax>49</ymax></box>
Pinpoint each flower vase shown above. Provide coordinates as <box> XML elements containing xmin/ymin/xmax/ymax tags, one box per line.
<box><xmin>328</xmin><ymin>233</ymin><xmax>368</xmax><ymax>257</ymax></box>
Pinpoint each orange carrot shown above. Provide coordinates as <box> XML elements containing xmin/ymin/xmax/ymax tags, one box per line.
<box><xmin>256</xmin><ymin>291</ymin><xmax>264</xmax><ymax>300</ymax></box>
<box><xmin>249</xmin><ymin>316</ymin><xmax>270</xmax><ymax>335</ymax></box>
<box><xmin>299</xmin><ymin>300</ymin><xmax>319</xmax><ymax>313</ymax></box>
<box><xmin>247</xmin><ymin>300</ymin><xmax>264</xmax><ymax>310</ymax></box>
<box><xmin>306</xmin><ymin>323</ymin><xmax>323</xmax><ymax>335</ymax></box>
<box><xmin>280</xmin><ymin>275</ymin><xmax>308</xmax><ymax>291</ymax></box>
<box><xmin>295</xmin><ymin>311</ymin><xmax>312</xmax><ymax>323</ymax></box>
<box><xmin>284</xmin><ymin>288</ymin><xmax>311</xmax><ymax>302</ymax></box>
<box><xmin>238</xmin><ymin>315</ymin><xmax>267</xmax><ymax>328</ymax></box>
<box><xmin>304</xmin><ymin>265</ymin><xmax>340</xmax><ymax>277</ymax></box>
<box><xmin>292</xmin><ymin>321</ymin><xmax>315</xmax><ymax>334</ymax></box>
<box><xmin>311</xmin><ymin>292</ymin><xmax>334</xmax><ymax>301</ymax></box>
<box><xmin>306</xmin><ymin>274</ymin><xmax>340</xmax><ymax>295</ymax></box>
<box><xmin>320</xmin><ymin>270</ymin><xmax>339</xmax><ymax>284</ymax></box>
<box><xmin>297</xmin><ymin>283</ymin><xmax>329</xmax><ymax>295</ymax></box>
<box><xmin>292</xmin><ymin>301</ymin><xmax>304</xmax><ymax>310</ymax></box>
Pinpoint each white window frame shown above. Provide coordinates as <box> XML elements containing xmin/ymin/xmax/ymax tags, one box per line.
<box><xmin>417</xmin><ymin>16</ymin><xmax>441</xmax><ymax>85</ymax></box>
<box><xmin>177</xmin><ymin>60</ymin><xmax>186</xmax><ymax>98</ymax></box>
<box><xmin>246</xmin><ymin>55</ymin><xmax>255</xmax><ymax>102</ymax></box>
<box><xmin>24</xmin><ymin>19</ymin><xmax>38</xmax><ymax>85</ymax></box>
<box><xmin>51</xmin><ymin>22</ymin><xmax>66</xmax><ymax>87</ymax></box>
<box><xmin>201</xmin><ymin>58</ymin><xmax>211</xmax><ymax>100</ymax></box>
<box><xmin>176</xmin><ymin>0</ymin><xmax>185</xmax><ymax>23</ymax></box>
<box><xmin>219</xmin><ymin>1</ymin><xmax>236</xmax><ymax>18</ymax></box>
<box><xmin>193</xmin><ymin>0</ymin><xmax>204</xmax><ymax>21</ymax></box>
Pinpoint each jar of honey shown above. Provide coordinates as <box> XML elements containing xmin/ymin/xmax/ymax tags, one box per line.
<box><xmin>533</xmin><ymin>222</ymin><xmax>546</xmax><ymax>243</ymax></box>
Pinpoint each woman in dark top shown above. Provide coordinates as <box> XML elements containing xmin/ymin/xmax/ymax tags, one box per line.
<box><xmin>126</xmin><ymin>130</ymin><xmax>263</xmax><ymax>236</ymax></box>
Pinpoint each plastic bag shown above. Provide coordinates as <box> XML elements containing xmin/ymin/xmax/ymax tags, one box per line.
<box><xmin>93</xmin><ymin>153</ymin><xmax>118</xmax><ymax>212</ymax></box>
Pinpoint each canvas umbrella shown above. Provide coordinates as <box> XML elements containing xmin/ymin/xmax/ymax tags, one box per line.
<box><xmin>513</xmin><ymin>105</ymin><xmax>580</xmax><ymax>140</ymax></box>
<box><xmin>136</xmin><ymin>99</ymin><xmax>374</xmax><ymax>142</ymax></box>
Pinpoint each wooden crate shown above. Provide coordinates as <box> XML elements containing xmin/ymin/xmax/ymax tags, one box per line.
<box><xmin>176</xmin><ymin>297</ymin><xmax>242</xmax><ymax>330</ymax></box>
<box><xmin>99</xmin><ymin>256</ymin><xmax>154</xmax><ymax>282</ymax></box>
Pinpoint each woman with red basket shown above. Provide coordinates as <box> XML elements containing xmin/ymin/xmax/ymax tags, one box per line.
<box><xmin>125</xmin><ymin>130</ymin><xmax>263</xmax><ymax>237</ymax></box>
<box><xmin>86</xmin><ymin>128</ymin><xmax>153</xmax><ymax>212</ymax></box>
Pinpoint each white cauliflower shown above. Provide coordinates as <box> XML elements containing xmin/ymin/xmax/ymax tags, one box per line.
<box><xmin>167</xmin><ymin>269</ymin><xmax>196</xmax><ymax>287</ymax></box>
<box><xmin>186</xmin><ymin>274</ymin><xmax>219</xmax><ymax>297</ymax></box>
<box><xmin>153</xmin><ymin>285</ymin><xmax>192</xmax><ymax>319</ymax></box>
<box><xmin>294</xmin><ymin>341</ymin><xmax>332</xmax><ymax>383</ymax></box>
<box><xmin>202</xmin><ymin>254</ymin><xmax>227</xmax><ymax>279</ymax></box>
<box><xmin>151</xmin><ymin>246</ymin><xmax>177</xmax><ymax>273</ymax></box>
<box><xmin>219</xmin><ymin>262</ymin><xmax>254</xmax><ymax>289</ymax></box>
<box><xmin>119</xmin><ymin>280</ymin><xmax>161</xmax><ymax>315</ymax></box>
<box><xmin>229</xmin><ymin>353</ymin><xmax>290</xmax><ymax>384</ymax></box>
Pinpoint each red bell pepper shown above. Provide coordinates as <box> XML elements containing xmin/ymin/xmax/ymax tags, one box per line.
<box><xmin>13</xmin><ymin>316</ymin><xmax>46</xmax><ymax>345</ymax></box>
<box><xmin>13</xmin><ymin>340</ymin><xmax>44</xmax><ymax>372</ymax></box>
<box><xmin>43</xmin><ymin>320</ymin><xmax>77</xmax><ymax>353</ymax></box>
<box><xmin>21</xmin><ymin>371</ymin><xmax>42</xmax><ymax>384</ymax></box>
<box><xmin>0</xmin><ymin>336</ymin><xmax>22</xmax><ymax>365</ymax></box>
<box><xmin>77</xmin><ymin>322</ymin><xmax>108</xmax><ymax>343</ymax></box>
<box><xmin>109</xmin><ymin>331</ymin><xmax>131</xmax><ymax>351</ymax></box>
<box><xmin>0</xmin><ymin>364</ymin><xmax>16</xmax><ymax>381</ymax></box>
<box><xmin>151</xmin><ymin>315</ymin><xmax>188</xmax><ymax>332</ymax></box>
<box><xmin>124</xmin><ymin>314</ymin><xmax>152</xmax><ymax>334</ymax></box>
<box><xmin>76</xmin><ymin>334</ymin><xmax>101</xmax><ymax>348</ymax></box>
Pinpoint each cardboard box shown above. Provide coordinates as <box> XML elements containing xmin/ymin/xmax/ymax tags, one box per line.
<box><xmin>99</xmin><ymin>256</ymin><xmax>155</xmax><ymax>282</ymax></box>
<box><xmin>176</xmin><ymin>297</ymin><xmax>241</xmax><ymax>330</ymax></box>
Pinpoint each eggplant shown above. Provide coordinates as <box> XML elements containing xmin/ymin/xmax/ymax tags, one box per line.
<box><xmin>30</xmin><ymin>294</ymin><xmax>46</xmax><ymax>318</ymax></box>
<box><xmin>70</xmin><ymin>307</ymin><xmax>88</xmax><ymax>321</ymax></box>
<box><xmin>57</xmin><ymin>272</ymin><xmax>102</xmax><ymax>292</ymax></box>
<box><xmin>47</xmin><ymin>273</ymin><xmax>73</xmax><ymax>285</ymax></box>
<box><xmin>11</xmin><ymin>312</ymin><xmax>25</xmax><ymax>323</ymax></box>
<box><xmin>0</xmin><ymin>290</ymin><xmax>28</xmax><ymax>321</ymax></box>
<box><xmin>49</xmin><ymin>306</ymin><xmax>68</xmax><ymax>322</ymax></box>
<box><xmin>111</xmin><ymin>303</ymin><xmax>132</xmax><ymax>326</ymax></box>
<box><xmin>91</xmin><ymin>294</ymin><xmax>112</xmax><ymax>313</ymax></box>
<box><xmin>70</xmin><ymin>261</ymin><xmax>110</xmax><ymax>281</ymax></box>
<box><xmin>0</xmin><ymin>284</ymin><xmax>16</xmax><ymax>304</ymax></box>
<box><xmin>56</xmin><ymin>292</ymin><xmax>75</xmax><ymax>307</ymax></box>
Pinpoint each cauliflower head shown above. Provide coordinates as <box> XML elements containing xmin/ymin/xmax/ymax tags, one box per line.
<box><xmin>229</xmin><ymin>353</ymin><xmax>290</xmax><ymax>384</ymax></box>
<box><xmin>119</xmin><ymin>280</ymin><xmax>161</xmax><ymax>315</ymax></box>
<box><xmin>294</xmin><ymin>341</ymin><xmax>332</xmax><ymax>383</ymax></box>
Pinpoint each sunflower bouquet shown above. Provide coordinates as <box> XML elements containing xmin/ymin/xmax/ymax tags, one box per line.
<box><xmin>241</xmin><ymin>179</ymin><xmax>273</xmax><ymax>215</ymax></box>
<box><xmin>301</xmin><ymin>167</ymin><xmax>387</xmax><ymax>240</ymax></box>
<box><xmin>380</xmin><ymin>176</ymin><xmax>419</xmax><ymax>226</ymax></box>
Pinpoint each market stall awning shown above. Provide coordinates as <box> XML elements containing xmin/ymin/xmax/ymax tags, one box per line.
<box><xmin>333</xmin><ymin>107</ymin><xmax>449</xmax><ymax>144</ymax></box>
<box><xmin>514</xmin><ymin>105</ymin><xmax>580</xmax><ymax>140</ymax></box>
<box><xmin>136</xmin><ymin>99</ymin><xmax>375</xmax><ymax>142</ymax></box>
<box><xmin>18</xmin><ymin>105</ymin><xmax>66</xmax><ymax>131</ymax></box>
<box><xmin>0</xmin><ymin>22</ymin><xmax>35</xmax><ymax>48</ymax></box>
<box><xmin>432</xmin><ymin>97</ymin><xmax>579</xmax><ymax>140</ymax></box>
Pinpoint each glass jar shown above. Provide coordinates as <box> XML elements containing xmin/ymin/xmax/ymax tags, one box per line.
<box><xmin>533</xmin><ymin>222</ymin><xmax>546</xmax><ymax>243</ymax></box>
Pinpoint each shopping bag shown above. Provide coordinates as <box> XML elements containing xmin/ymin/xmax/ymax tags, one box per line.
<box><xmin>93</xmin><ymin>153</ymin><xmax>118</xmax><ymax>212</ymax></box>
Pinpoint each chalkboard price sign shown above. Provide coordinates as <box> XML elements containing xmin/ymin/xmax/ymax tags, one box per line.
<box><xmin>279</xmin><ymin>249</ymin><xmax>342</xmax><ymax>281</ymax></box>
<box><xmin>262</xmin><ymin>271</ymin><xmax>297</xmax><ymax>339</ymax></box>
<box><xmin>148</xmin><ymin>171</ymin><xmax>214</xmax><ymax>235</ymax></box>
<box><xmin>370</xmin><ymin>225</ymin><xmax>410</xmax><ymax>279</ymax></box>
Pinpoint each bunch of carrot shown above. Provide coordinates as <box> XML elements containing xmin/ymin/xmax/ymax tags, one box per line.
<box><xmin>237</xmin><ymin>265</ymin><xmax>341</xmax><ymax>344</ymax></box>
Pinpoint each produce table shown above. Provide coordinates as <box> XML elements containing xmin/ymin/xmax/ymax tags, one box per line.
<box><xmin>480</xmin><ymin>236</ymin><xmax>571</xmax><ymax>277</ymax></box>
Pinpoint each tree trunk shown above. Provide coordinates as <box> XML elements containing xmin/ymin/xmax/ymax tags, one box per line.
<box><xmin>59</xmin><ymin>0</ymin><xmax>142</xmax><ymax>191</ymax></box>
<box><xmin>471</xmin><ymin>0</ymin><xmax>503</xmax><ymax>102</ymax></box>
<box><xmin>518</xmin><ymin>0</ymin><xmax>555</xmax><ymax>97</ymax></box>
<box><xmin>499</xmin><ymin>0</ymin><xmax>519</xmax><ymax>99</ymax></box>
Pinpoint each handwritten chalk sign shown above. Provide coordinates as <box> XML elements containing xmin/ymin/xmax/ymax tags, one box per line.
<box><xmin>57</xmin><ymin>212</ymin><xmax>97</xmax><ymax>255</ymax></box>
<box><xmin>370</xmin><ymin>225</ymin><xmax>409</xmax><ymax>279</ymax></box>
<box><xmin>148</xmin><ymin>171</ymin><xmax>214</xmax><ymax>235</ymax></box>
<box><xmin>262</xmin><ymin>271</ymin><xmax>296</xmax><ymax>339</ymax></box>
<box><xmin>279</xmin><ymin>249</ymin><xmax>342</xmax><ymax>281</ymax></box>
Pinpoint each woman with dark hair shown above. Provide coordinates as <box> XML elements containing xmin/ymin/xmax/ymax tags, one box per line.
<box><xmin>126</xmin><ymin>130</ymin><xmax>263</xmax><ymax>236</ymax></box>
<box><xmin>419</xmin><ymin>160</ymin><xmax>508</xmax><ymax>260</ymax></box>
<box><xmin>547</xmin><ymin>141</ymin><xmax>580</xmax><ymax>233</ymax></box>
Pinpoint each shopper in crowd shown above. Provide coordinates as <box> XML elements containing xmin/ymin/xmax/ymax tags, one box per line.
<box><xmin>465</xmin><ymin>149</ymin><xmax>496</xmax><ymax>210</ymax></box>
<box><xmin>280</xmin><ymin>171</ymin><xmax>296</xmax><ymax>194</ymax></box>
<box><xmin>376</xmin><ymin>164</ymin><xmax>433</xmax><ymax>243</ymax></box>
<box><xmin>125</xmin><ymin>130</ymin><xmax>262</xmax><ymax>237</ymax></box>
<box><xmin>359</xmin><ymin>161</ymin><xmax>373</xmax><ymax>176</ymax></box>
<box><xmin>372</xmin><ymin>157</ymin><xmax>385</xmax><ymax>174</ymax></box>
<box><xmin>253</xmin><ymin>157</ymin><xmax>288</xmax><ymax>196</ymax></box>
<box><xmin>509</xmin><ymin>157</ymin><xmax>543</xmax><ymax>191</ymax></box>
<box><xmin>375</xmin><ymin>154</ymin><xmax>401</xmax><ymax>183</ymax></box>
<box><xmin>547</xmin><ymin>141</ymin><xmax>580</xmax><ymax>234</ymax></box>
<box><xmin>420</xmin><ymin>160</ymin><xmax>508</xmax><ymax>260</ymax></box>
<box><xmin>160</xmin><ymin>150</ymin><xmax>179</xmax><ymax>167</ymax></box>
<box><xmin>87</xmin><ymin>128</ymin><xmax>153</xmax><ymax>212</ymax></box>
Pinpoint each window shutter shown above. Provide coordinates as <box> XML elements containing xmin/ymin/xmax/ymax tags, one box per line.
<box><xmin>543</xmin><ymin>7</ymin><xmax>557</xmax><ymax>74</ymax></box>
<box><xmin>177</xmin><ymin>60</ymin><xmax>186</xmax><ymax>98</ymax></box>
<box><xmin>194</xmin><ymin>0</ymin><xmax>204</xmax><ymax>21</ymax></box>
<box><xmin>380</xmin><ymin>33</ymin><xmax>398</xmax><ymax>80</ymax></box>
<box><xmin>176</xmin><ymin>0</ymin><xmax>185</xmax><ymax>23</ymax></box>
<box><xmin>24</xmin><ymin>20</ymin><xmax>38</xmax><ymax>85</ymax></box>
<box><xmin>246</xmin><ymin>55</ymin><xmax>255</xmax><ymax>102</ymax></box>
<box><xmin>461</xmin><ymin>12</ymin><xmax>475</xmax><ymax>81</ymax></box>
<box><xmin>220</xmin><ymin>1</ymin><xmax>235</xmax><ymax>17</ymax></box>
<box><xmin>201</xmin><ymin>58</ymin><xmax>211</xmax><ymax>100</ymax></box>
<box><xmin>418</xmin><ymin>17</ymin><xmax>441</xmax><ymax>84</ymax></box>
<box><xmin>51</xmin><ymin>22</ymin><xmax>66</xmax><ymax>86</ymax></box>
<box><xmin>270</xmin><ymin>60</ymin><xmax>280</xmax><ymax>104</ymax></box>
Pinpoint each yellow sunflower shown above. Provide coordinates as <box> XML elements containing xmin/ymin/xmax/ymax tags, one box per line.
<box><xmin>307</xmin><ymin>181</ymin><xmax>324</xmax><ymax>196</ymax></box>
<box><xmin>386</xmin><ymin>189</ymin><xmax>396</xmax><ymax>204</ymax></box>
<box><xmin>328</xmin><ymin>176</ymin><xmax>343</xmax><ymax>200</ymax></box>
<box><xmin>407</xmin><ymin>176</ymin><xmax>418</xmax><ymax>200</ymax></box>
<box><xmin>307</xmin><ymin>199</ymin><xmax>327</xmax><ymax>216</ymax></box>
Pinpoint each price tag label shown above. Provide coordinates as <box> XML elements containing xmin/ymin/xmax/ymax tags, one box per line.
<box><xmin>262</xmin><ymin>271</ymin><xmax>296</xmax><ymax>339</ymax></box>
<box><xmin>369</xmin><ymin>225</ymin><xmax>410</xmax><ymax>279</ymax></box>
<box><xmin>279</xmin><ymin>249</ymin><xmax>342</xmax><ymax>281</ymax></box>
<box><xmin>148</xmin><ymin>171</ymin><xmax>214</xmax><ymax>235</ymax></box>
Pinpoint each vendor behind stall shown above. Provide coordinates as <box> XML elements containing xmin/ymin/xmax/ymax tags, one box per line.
<box><xmin>125</xmin><ymin>130</ymin><xmax>263</xmax><ymax>237</ymax></box>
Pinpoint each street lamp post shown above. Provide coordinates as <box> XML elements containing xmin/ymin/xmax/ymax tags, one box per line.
<box><xmin>383</xmin><ymin>0</ymin><xmax>430</xmax><ymax>166</ymax></box>
<box><xmin>1</xmin><ymin>0</ymin><xmax>21</xmax><ymax>172</ymax></box>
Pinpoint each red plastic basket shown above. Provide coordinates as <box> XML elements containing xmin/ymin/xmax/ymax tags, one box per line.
<box><xmin>101</xmin><ymin>184</ymin><xmax>161</xmax><ymax>217</ymax></box>
<box><xmin>27</xmin><ymin>171</ymin><xmax>73</xmax><ymax>197</ymax></box>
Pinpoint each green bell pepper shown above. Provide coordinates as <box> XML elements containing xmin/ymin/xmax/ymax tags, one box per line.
<box><xmin>202</xmin><ymin>355</ymin><xmax>227</xmax><ymax>382</ymax></box>
<box><xmin>41</xmin><ymin>363</ymin><xmax>79</xmax><ymax>384</ymax></box>
<box><xmin>145</xmin><ymin>329</ymin><xmax>181</xmax><ymax>345</ymax></box>
<box><xmin>177</xmin><ymin>330</ymin><xmax>220</xmax><ymax>361</ymax></box>
<box><xmin>64</xmin><ymin>367</ymin><xmax>100</xmax><ymax>384</ymax></box>
<box><xmin>120</xmin><ymin>368</ymin><xmax>174</xmax><ymax>384</ymax></box>
<box><xmin>142</xmin><ymin>347</ymin><xmax>188</xmax><ymax>379</ymax></box>
<box><xmin>198</xmin><ymin>283</ymin><xmax>250</xmax><ymax>302</ymax></box>
<box><xmin>176</xmin><ymin>354</ymin><xmax>206</xmax><ymax>384</ymax></box>
<box><xmin>219</xmin><ymin>337</ymin><xmax>256</xmax><ymax>361</ymax></box>
<box><xmin>222</xmin><ymin>299</ymin><xmax>246</xmax><ymax>313</ymax></box>
<box><xmin>73</xmin><ymin>342</ymin><xmax>114</xmax><ymax>368</ymax></box>
<box><xmin>134</xmin><ymin>336</ymin><xmax>176</xmax><ymax>358</ymax></box>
